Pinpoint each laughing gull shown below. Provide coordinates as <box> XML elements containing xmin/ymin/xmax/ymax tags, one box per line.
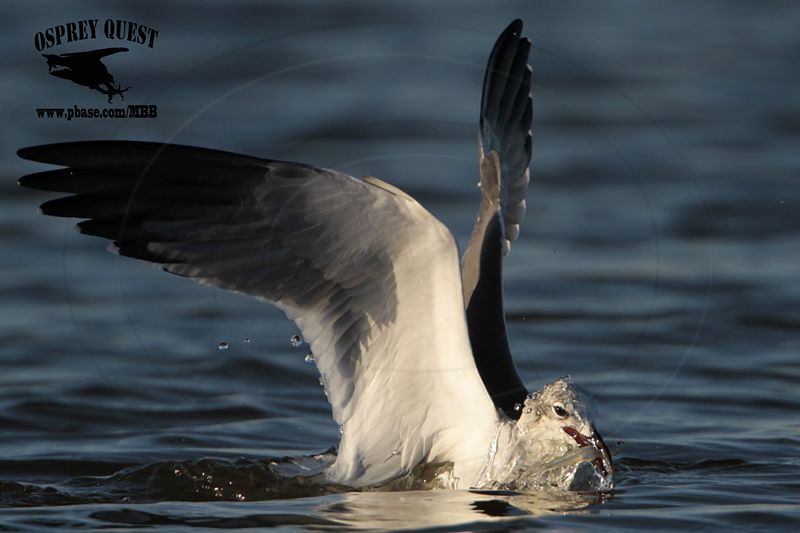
<box><xmin>18</xmin><ymin>20</ymin><xmax>612</xmax><ymax>490</ymax></box>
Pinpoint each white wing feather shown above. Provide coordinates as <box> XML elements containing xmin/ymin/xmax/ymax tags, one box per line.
<box><xmin>18</xmin><ymin>141</ymin><xmax>501</xmax><ymax>487</ymax></box>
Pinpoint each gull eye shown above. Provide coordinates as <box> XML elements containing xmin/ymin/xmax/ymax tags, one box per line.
<box><xmin>553</xmin><ymin>404</ymin><xmax>568</xmax><ymax>418</ymax></box>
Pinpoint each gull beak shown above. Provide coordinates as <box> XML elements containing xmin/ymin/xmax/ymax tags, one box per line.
<box><xmin>562</xmin><ymin>425</ymin><xmax>614</xmax><ymax>479</ymax></box>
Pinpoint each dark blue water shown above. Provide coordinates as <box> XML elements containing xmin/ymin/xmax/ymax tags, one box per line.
<box><xmin>2</xmin><ymin>1</ymin><xmax>799</xmax><ymax>530</ymax></box>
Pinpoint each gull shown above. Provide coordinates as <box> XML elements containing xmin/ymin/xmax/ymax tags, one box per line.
<box><xmin>18</xmin><ymin>20</ymin><xmax>612</xmax><ymax>491</ymax></box>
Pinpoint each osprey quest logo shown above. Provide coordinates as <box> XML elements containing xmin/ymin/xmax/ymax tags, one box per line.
<box><xmin>42</xmin><ymin>47</ymin><xmax>131</xmax><ymax>103</ymax></box>
<box><xmin>34</xmin><ymin>19</ymin><xmax>159</xmax><ymax>120</ymax></box>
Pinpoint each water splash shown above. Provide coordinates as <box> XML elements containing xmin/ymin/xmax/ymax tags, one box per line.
<box><xmin>290</xmin><ymin>335</ymin><xmax>303</xmax><ymax>348</ymax></box>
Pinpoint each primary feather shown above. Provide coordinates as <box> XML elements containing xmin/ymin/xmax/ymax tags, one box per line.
<box><xmin>18</xmin><ymin>141</ymin><xmax>501</xmax><ymax>487</ymax></box>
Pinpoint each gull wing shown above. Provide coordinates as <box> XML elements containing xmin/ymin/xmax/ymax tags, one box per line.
<box><xmin>462</xmin><ymin>19</ymin><xmax>532</xmax><ymax>417</ymax></box>
<box><xmin>18</xmin><ymin>141</ymin><xmax>500</xmax><ymax>487</ymax></box>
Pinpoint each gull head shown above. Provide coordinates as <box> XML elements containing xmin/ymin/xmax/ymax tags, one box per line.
<box><xmin>520</xmin><ymin>378</ymin><xmax>613</xmax><ymax>479</ymax></box>
<box><xmin>481</xmin><ymin>378</ymin><xmax>613</xmax><ymax>491</ymax></box>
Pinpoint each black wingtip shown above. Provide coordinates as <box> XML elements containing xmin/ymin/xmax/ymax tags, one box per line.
<box><xmin>18</xmin><ymin>167</ymin><xmax>58</xmax><ymax>189</ymax></box>
<box><xmin>17</xmin><ymin>146</ymin><xmax>37</xmax><ymax>162</ymax></box>
<box><xmin>38</xmin><ymin>197</ymin><xmax>66</xmax><ymax>217</ymax></box>
<box><xmin>17</xmin><ymin>171</ymin><xmax>56</xmax><ymax>190</ymax></box>
<box><xmin>17</xmin><ymin>174</ymin><xmax>35</xmax><ymax>189</ymax></box>
<box><xmin>17</xmin><ymin>143</ymin><xmax>70</xmax><ymax>164</ymax></box>
<box><xmin>505</xmin><ymin>19</ymin><xmax>524</xmax><ymax>36</ymax></box>
<box><xmin>18</xmin><ymin>172</ymin><xmax>43</xmax><ymax>190</ymax></box>
<box><xmin>17</xmin><ymin>143</ymin><xmax>77</xmax><ymax>164</ymax></box>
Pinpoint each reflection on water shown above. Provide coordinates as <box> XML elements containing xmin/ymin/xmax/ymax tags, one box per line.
<box><xmin>313</xmin><ymin>489</ymin><xmax>603</xmax><ymax>530</ymax></box>
<box><xmin>0</xmin><ymin>483</ymin><xmax>605</xmax><ymax>530</ymax></box>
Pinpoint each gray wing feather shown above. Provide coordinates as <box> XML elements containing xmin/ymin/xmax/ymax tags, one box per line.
<box><xmin>462</xmin><ymin>20</ymin><xmax>532</xmax><ymax>418</ymax></box>
<box><xmin>477</xmin><ymin>18</ymin><xmax>532</xmax><ymax>254</ymax></box>
<box><xmin>18</xmin><ymin>141</ymin><xmax>499</xmax><ymax>487</ymax></box>
<box><xmin>19</xmin><ymin>141</ymin><xmax>393</xmax><ymax>415</ymax></box>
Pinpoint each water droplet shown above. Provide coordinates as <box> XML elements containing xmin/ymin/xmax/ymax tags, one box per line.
<box><xmin>218</xmin><ymin>342</ymin><xmax>229</xmax><ymax>350</ymax></box>
<box><xmin>476</xmin><ymin>181</ymin><xmax>482</xmax><ymax>188</ymax></box>
<box><xmin>339</xmin><ymin>426</ymin><xmax>344</xmax><ymax>435</ymax></box>
<box><xmin>391</xmin><ymin>449</ymin><xmax>400</xmax><ymax>456</ymax></box>
<box><xmin>551</xmin><ymin>249</ymin><xmax>557</xmax><ymax>255</ymax></box>
<box><xmin>243</xmin><ymin>338</ymin><xmax>251</xmax><ymax>343</ymax></box>
<box><xmin>290</xmin><ymin>334</ymin><xmax>303</xmax><ymax>347</ymax></box>
<box><xmin>319</xmin><ymin>377</ymin><xmax>325</xmax><ymax>387</ymax></box>
<box><xmin>514</xmin><ymin>403</ymin><xmax>522</xmax><ymax>411</ymax></box>
<box><xmin>779</xmin><ymin>200</ymin><xmax>785</xmax><ymax>205</ymax></box>
<box><xmin>304</xmin><ymin>353</ymin><xmax>314</xmax><ymax>364</ymax></box>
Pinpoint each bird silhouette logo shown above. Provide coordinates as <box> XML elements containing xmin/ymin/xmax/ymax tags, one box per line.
<box><xmin>41</xmin><ymin>47</ymin><xmax>130</xmax><ymax>103</ymax></box>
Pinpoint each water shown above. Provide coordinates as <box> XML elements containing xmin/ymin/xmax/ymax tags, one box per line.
<box><xmin>2</xmin><ymin>1</ymin><xmax>799</xmax><ymax>530</ymax></box>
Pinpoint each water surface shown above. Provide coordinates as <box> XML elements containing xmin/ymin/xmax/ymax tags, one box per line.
<box><xmin>1</xmin><ymin>0</ymin><xmax>798</xmax><ymax>530</ymax></box>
